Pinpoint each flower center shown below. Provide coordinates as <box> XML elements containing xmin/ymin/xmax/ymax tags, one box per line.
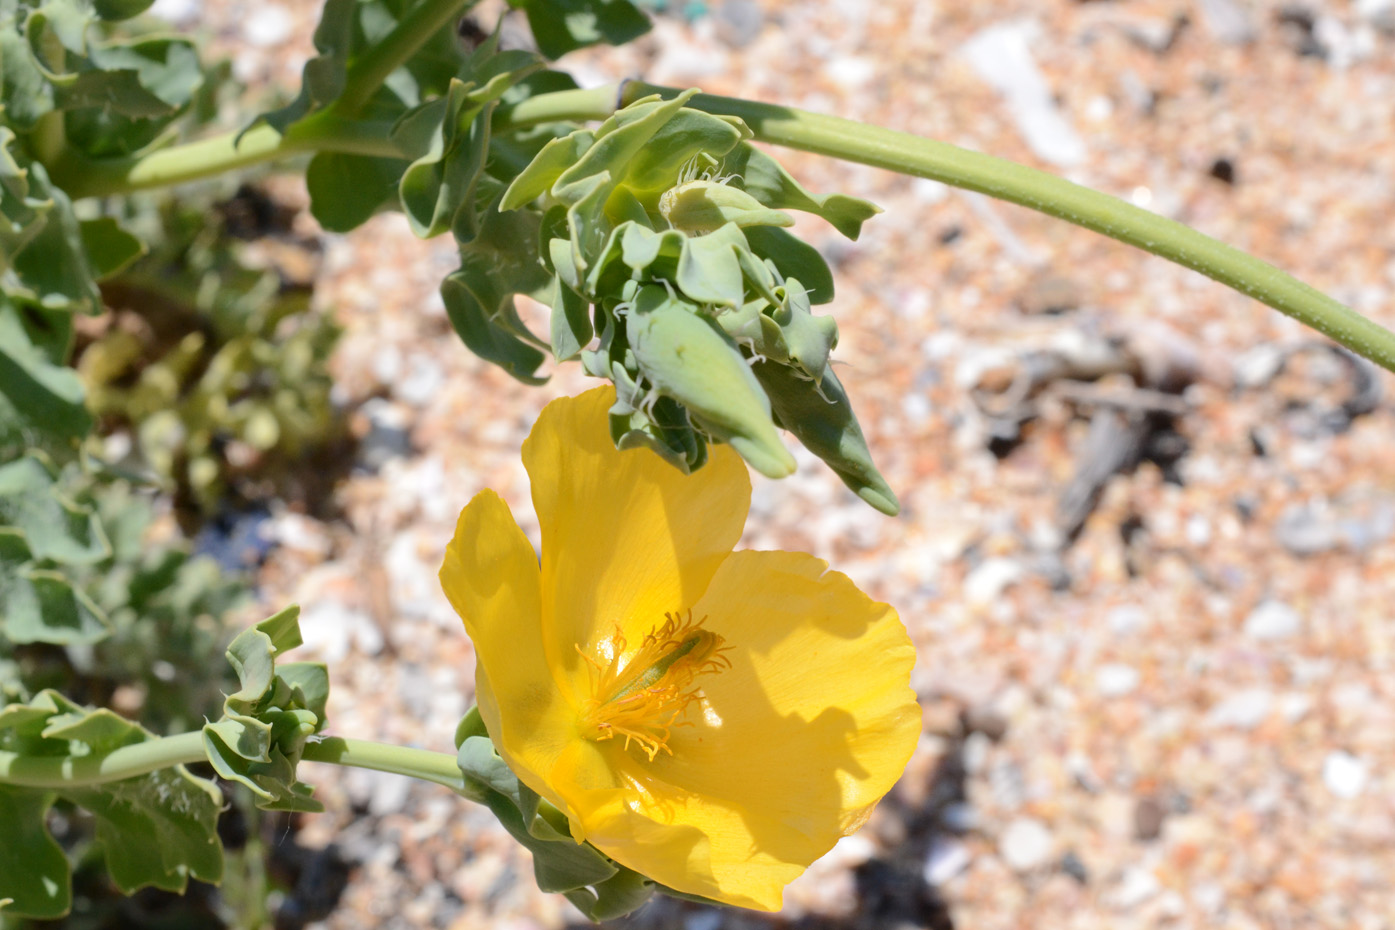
<box><xmin>576</xmin><ymin>610</ymin><xmax>729</xmax><ymax>761</ymax></box>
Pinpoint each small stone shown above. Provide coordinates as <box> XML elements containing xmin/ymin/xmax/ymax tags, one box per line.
<box><xmin>961</xmin><ymin>731</ymin><xmax>993</xmax><ymax>775</ymax></box>
<box><xmin>961</xmin><ymin>22</ymin><xmax>1086</xmax><ymax>167</ymax></box>
<box><xmin>1110</xmin><ymin>867</ymin><xmax>1161</xmax><ymax>909</ymax></box>
<box><xmin>939</xmin><ymin>801</ymin><xmax>979</xmax><ymax>834</ymax></box>
<box><xmin>1197</xmin><ymin>0</ymin><xmax>1257</xmax><ymax>44</ymax></box>
<box><xmin>1243</xmin><ymin>600</ymin><xmax>1302</xmax><ymax>641</ymax></box>
<box><xmin>924</xmin><ymin>836</ymin><xmax>973</xmax><ymax>885</ymax></box>
<box><xmin>999</xmin><ymin>817</ymin><xmax>1054</xmax><ymax>872</ymax></box>
<box><xmin>964</xmin><ymin>557</ymin><xmax>1025</xmax><ymax>605</ymax></box>
<box><xmin>243</xmin><ymin>3</ymin><xmax>293</xmax><ymax>47</ymax></box>
<box><xmin>1060</xmin><ymin>849</ymin><xmax>1089</xmax><ymax>884</ymax></box>
<box><xmin>1095</xmin><ymin>663</ymin><xmax>1141</xmax><ymax>697</ymax></box>
<box><xmin>1323</xmin><ymin>751</ymin><xmax>1368</xmax><ymax>799</ymax></box>
<box><xmin>1205</xmin><ymin>689</ymin><xmax>1273</xmax><ymax>730</ymax></box>
<box><xmin>1108</xmin><ymin>605</ymin><xmax>1148</xmax><ymax>635</ymax></box>
<box><xmin>1133</xmin><ymin>796</ymin><xmax>1166</xmax><ymax>841</ymax></box>
<box><xmin>961</xmin><ymin>704</ymin><xmax>1010</xmax><ymax>741</ymax></box>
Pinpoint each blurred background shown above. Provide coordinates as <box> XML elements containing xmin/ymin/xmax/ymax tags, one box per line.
<box><xmin>20</xmin><ymin>0</ymin><xmax>1395</xmax><ymax>927</ymax></box>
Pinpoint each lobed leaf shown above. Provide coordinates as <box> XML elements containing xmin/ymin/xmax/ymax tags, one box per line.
<box><xmin>0</xmin><ymin>691</ymin><xmax>223</xmax><ymax>919</ymax></box>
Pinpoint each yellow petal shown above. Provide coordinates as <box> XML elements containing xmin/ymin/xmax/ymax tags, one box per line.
<box><xmin>565</xmin><ymin>550</ymin><xmax>920</xmax><ymax>910</ymax></box>
<box><xmin>522</xmin><ymin>386</ymin><xmax>751</xmax><ymax>693</ymax></box>
<box><xmin>439</xmin><ymin>490</ymin><xmax>577</xmax><ymax>815</ymax></box>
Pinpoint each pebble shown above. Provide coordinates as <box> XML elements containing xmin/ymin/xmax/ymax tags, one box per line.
<box><xmin>298</xmin><ymin>601</ymin><xmax>385</xmax><ymax>662</ymax></box>
<box><xmin>1110</xmin><ymin>867</ymin><xmax>1161</xmax><ymax>909</ymax></box>
<box><xmin>1323</xmin><ymin>751</ymin><xmax>1369</xmax><ymax>799</ymax></box>
<box><xmin>924</xmin><ymin>836</ymin><xmax>973</xmax><ymax>885</ymax></box>
<box><xmin>1095</xmin><ymin>663</ymin><xmax>1141</xmax><ymax>698</ymax></box>
<box><xmin>1242</xmin><ymin>601</ymin><xmax>1302</xmax><ymax>641</ymax></box>
<box><xmin>998</xmin><ymin>817</ymin><xmax>1054</xmax><ymax>872</ymax></box>
<box><xmin>243</xmin><ymin>3</ymin><xmax>293</xmax><ymax>47</ymax></box>
<box><xmin>1196</xmin><ymin>0</ymin><xmax>1257</xmax><ymax>44</ymax></box>
<box><xmin>961</xmin><ymin>22</ymin><xmax>1087</xmax><ymax>167</ymax></box>
<box><xmin>963</xmin><ymin>557</ymin><xmax>1025</xmax><ymax>605</ymax></box>
<box><xmin>1205</xmin><ymin>689</ymin><xmax>1274</xmax><ymax>731</ymax></box>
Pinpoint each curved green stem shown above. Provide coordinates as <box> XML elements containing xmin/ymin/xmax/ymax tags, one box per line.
<box><xmin>611</xmin><ymin>81</ymin><xmax>1395</xmax><ymax>374</ymax></box>
<box><xmin>0</xmin><ymin>732</ymin><xmax>464</xmax><ymax>793</ymax></box>
<box><xmin>0</xmin><ymin>731</ymin><xmax>207</xmax><ymax>788</ymax></box>
<box><xmin>337</xmin><ymin>0</ymin><xmax>480</xmax><ymax>114</ymax></box>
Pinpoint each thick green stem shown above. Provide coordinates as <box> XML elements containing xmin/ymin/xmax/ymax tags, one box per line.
<box><xmin>0</xmin><ymin>731</ymin><xmax>207</xmax><ymax>788</ymax></box>
<box><xmin>611</xmin><ymin>81</ymin><xmax>1395</xmax><ymax>374</ymax></box>
<box><xmin>0</xmin><ymin>732</ymin><xmax>464</xmax><ymax>793</ymax></box>
<box><xmin>50</xmin><ymin>119</ymin><xmax>403</xmax><ymax>199</ymax></box>
<box><xmin>301</xmin><ymin>737</ymin><xmax>465</xmax><ymax>793</ymax></box>
<box><xmin>337</xmin><ymin>0</ymin><xmax>479</xmax><ymax>114</ymax></box>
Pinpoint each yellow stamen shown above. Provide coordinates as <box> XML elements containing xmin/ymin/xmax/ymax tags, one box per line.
<box><xmin>577</xmin><ymin>610</ymin><xmax>730</xmax><ymax>760</ymax></box>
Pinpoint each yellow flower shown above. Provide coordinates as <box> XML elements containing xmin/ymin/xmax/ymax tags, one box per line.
<box><xmin>439</xmin><ymin>387</ymin><xmax>919</xmax><ymax>911</ymax></box>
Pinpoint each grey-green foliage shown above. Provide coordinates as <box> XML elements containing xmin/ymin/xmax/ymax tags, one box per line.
<box><xmin>0</xmin><ymin>605</ymin><xmax>323</xmax><ymax>920</ymax></box>
<box><xmin>0</xmin><ymin>690</ymin><xmax>224</xmax><ymax>920</ymax></box>
<box><xmin>493</xmin><ymin>90</ymin><xmax>899</xmax><ymax>512</ymax></box>
<box><xmin>201</xmin><ymin>605</ymin><xmax>329</xmax><ymax>813</ymax></box>
<box><xmin>0</xmin><ymin>455</ymin><xmax>249</xmax><ymax>733</ymax></box>
<box><xmin>79</xmin><ymin>195</ymin><xmax>341</xmax><ymax>515</ymax></box>
<box><xmin>1</xmin><ymin>0</ymin><xmax>207</xmax><ymax>464</ymax></box>
<box><xmin>242</xmin><ymin>1</ymin><xmax>898</xmax><ymax>511</ymax></box>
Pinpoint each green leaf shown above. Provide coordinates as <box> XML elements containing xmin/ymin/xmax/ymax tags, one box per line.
<box><xmin>511</xmin><ymin>0</ymin><xmax>651</xmax><ymax>61</ymax></box>
<box><xmin>0</xmin><ymin>302</ymin><xmax>92</xmax><ymax>457</ymax></box>
<box><xmin>3</xmin><ymin>164</ymin><xmax>102</xmax><ymax>313</ymax></box>
<box><xmin>306</xmin><ymin>152</ymin><xmax>406</xmax><ymax>233</ymax></box>
<box><xmin>753</xmin><ymin>362</ymin><xmax>899</xmax><ymax>515</ymax></box>
<box><xmin>66</xmin><ymin>768</ymin><xmax>223</xmax><ymax>894</ymax></box>
<box><xmin>0</xmin><ymin>561</ymin><xmax>112</xmax><ymax>644</ymax></box>
<box><xmin>0</xmin><ymin>787</ymin><xmax>69</xmax><ymax>919</ymax></box>
<box><xmin>0</xmin><ymin>692</ymin><xmax>225</xmax><ymax>914</ymax></box>
<box><xmin>60</xmin><ymin>36</ymin><xmax>203</xmax><ymax>118</ymax></box>
<box><xmin>203</xmin><ymin>605</ymin><xmax>326</xmax><ymax>812</ymax></box>
<box><xmin>441</xmin><ymin>193</ymin><xmax>553</xmax><ymax>383</ymax></box>
<box><xmin>79</xmin><ymin>217</ymin><xmax>146</xmax><ymax>280</ymax></box>
<box><xmin>457</xmin><ymin>734</ymin><xmax>633</xmax><ymax>899</ymax></box>
<box><xmin>744</xmin><ymin>225</ymin><xmax>835</xmax><ymax>305</ymax></box>
<box><xmin>92</xmin><ymin>0</ymin><xmax>156</xmax><ymax>19</ymax></box>
<box><xmin>0</xmin><ymin>456</ymin><xmax>108</xmax><ymax>565</ymax></box>
<box><xmin>0</xmin><ymin>23</ymin><xmax>55</xmax><ymax>131</ymax></box>
<box><xmin>724</xmin><ymin>142</ymin><xmax>882</xmax><ymax>240</ymax></box>
<box><xmin>255</xmin><ymin>0</ymin><xmax>353</xmax><ymax>135</ymax></box>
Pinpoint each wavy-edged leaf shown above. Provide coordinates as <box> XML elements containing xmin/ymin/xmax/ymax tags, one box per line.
<box><xmin>508</xmin><ymin>0</ymin><xmax>650</xmax><ymax>61</ymax></box>
<box><xmin>0</xmin><ymin>787</ymin><xmax>69</xmax><ymax>919</ymax></box>
<box><xmin>305</xmin><ymin>151</ymin><xmax>406</xmax><ymax>233</ymax></box>
<box><xmin>724</xmin><ymin>142</ymin><xmax>882</xmax><ymax>240</ymax></box>
<box><xmin>0</xmin><ymin>692</ymin><xmax>223</xmax><ymax>917</ymax></box>
<box><xmin>0</xmin><ymin>302</ymin><xmax>91</xmax><ymax>455</ymax></box>
<box><xmin>79</xmin><ymin>216</ymin><xmax>145</xmax><ymax>279</ymax></box>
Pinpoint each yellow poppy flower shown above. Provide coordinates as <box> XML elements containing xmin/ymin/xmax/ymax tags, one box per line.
<box><xmin>439</xmin><ymin>387</ymin><xmax>919</xmax><ymax>911</ymax></box>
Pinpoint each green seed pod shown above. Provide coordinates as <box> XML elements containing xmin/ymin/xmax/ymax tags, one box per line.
<box><xmin>626</xmin><ymin>285</ymin><xmax>794</xmax><ymax>478</ymax></box>
<box><xmin>752</xmin><ymin>360</ymin><xmax>900</xmax><ymax>515</ymax></box>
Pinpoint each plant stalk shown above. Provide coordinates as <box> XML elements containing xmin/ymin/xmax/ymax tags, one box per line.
<box><xmin>51</xmin><ymin>73</ymin><xmax>1395</xmax><ymax>373</ymax></box>
<box><xmin>49</xmin><ymin>120</ymin><xmax>403</xmax><ymax>200</ymax></box>
<box><xmin>337</xmin><ymin>0</ymin><xmax>480</xmax><ymax>114</ymax></box>
<box><xmin>610</xmin><ymin>82</ymin><xmax>1395</xmax><ymax>374</ymax></box>
<box><xmin>0</xmin><ymin>732</ymin><xmax>464</xmax><ymax>793</ymax></box>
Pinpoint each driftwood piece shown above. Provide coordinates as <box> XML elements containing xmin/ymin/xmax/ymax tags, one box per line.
<box><xmin>1055</xmin><ymin>409</ymin><xmax>1155</xmax><ymax>542</ymax></box>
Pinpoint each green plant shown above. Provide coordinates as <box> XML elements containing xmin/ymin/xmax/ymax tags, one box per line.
<box><xmin>5</xmin><ymin>0</ymin><xmax>1395</xmax><ymax>922</ymax></box>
